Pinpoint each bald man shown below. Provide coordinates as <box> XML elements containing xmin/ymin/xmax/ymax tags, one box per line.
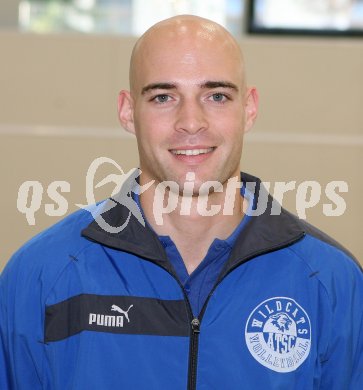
<box><xmin>1</xmin><ymin>15</ymin><xmax>362</xmax><ymax>390</ymax></box>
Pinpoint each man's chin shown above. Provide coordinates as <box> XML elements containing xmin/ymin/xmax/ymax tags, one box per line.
<box><xmin>173</xmin><ymin>174</ymin><xmax>224</xmax><ymax>197</ymax></box>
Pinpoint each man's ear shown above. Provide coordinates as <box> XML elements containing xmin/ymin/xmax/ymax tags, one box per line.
<box><xmin>244</xmin><ymin>87</ymin><xmax>259</xmax><ymax>133</ymax></box>
<box><xmin>118</xmin><ymin>90</ymin><xmax>136</xmax><ymax>134</ymax></box>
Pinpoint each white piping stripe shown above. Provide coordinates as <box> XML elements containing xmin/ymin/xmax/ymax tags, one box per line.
<box><xmin>0</xmin><ymin>124</ymin><xmax>362</xmax><ymax>146</ymax></box>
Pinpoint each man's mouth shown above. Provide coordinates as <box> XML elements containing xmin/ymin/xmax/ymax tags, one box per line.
<box><xmin>170</xmin><ymin>147</ymin><xmax>215</xmax><ymax>156</ymax></box>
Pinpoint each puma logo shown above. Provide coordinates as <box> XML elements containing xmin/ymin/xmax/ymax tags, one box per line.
<box><xmin>89</xmin><ymin>304</ymin><xmax>134</xmax><ymax>328</ymax></box>
<box><xmin>111</xmin><ymin>304</ymin><xmax>134</xmax><ymax>323</ymax></box>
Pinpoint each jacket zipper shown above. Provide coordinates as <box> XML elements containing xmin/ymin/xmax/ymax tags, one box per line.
<box><xmin>176</xmin><ymin>282</ymin><xmax>200</xmax><ymax>390</ymax></box>
<box><xmin>162</xmin><ymin>272</ymin><xmax>201</xmax><ymax>390</ymax></box>
<box><xmin>188</xmin><ymin>317</ymin><xmax>200</xmax><ymax>390</ymax></box>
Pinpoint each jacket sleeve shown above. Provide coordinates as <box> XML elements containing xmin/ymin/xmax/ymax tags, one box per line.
<box><xmin>320</xmin><ymin>256</ymin><xmax>363</xmax><ymax>389</ymax></box>
<box><xmin>0</xmin><ymin>253</ymin><xmax>44</xmax><ymax>389</ymax></box>
<box><xmin>0</xmin><ymin>274</ymin><xmax>11</xmax><ymax>389</ymax></box>
<box><xmin>351</xmin><ymin>313</ymin><xmax>363</xmax><ymax>387</ymax></box>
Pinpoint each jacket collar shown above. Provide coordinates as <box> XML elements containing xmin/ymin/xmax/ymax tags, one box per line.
<box><xmin>81</xmin><ymin>172</ymin><xmax>305</xmax><ymax>273</ymax></box>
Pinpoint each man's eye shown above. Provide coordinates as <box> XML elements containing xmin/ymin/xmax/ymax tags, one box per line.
<box><xmin>210</xmin><ymin>93</ymin><xmax>228</xmax><ymax>102</ymax></box>
<box><xmin>153</xmin><ymin>94</ymin><xmax>170</xmax><ymax>103</ymax></box>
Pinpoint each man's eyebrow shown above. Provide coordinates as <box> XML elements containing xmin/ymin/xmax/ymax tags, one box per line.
<box><xmin>141</xmin><ymin>83</ymin><xmax>176</xmax><ymax>95</ymax></box>
<box><xmin>140</xmin><ymin>81</ymin><xmax>239</xmax><ymax>95</ymax></box>
<box><xmin>201</xmin><ymin>81</ymin><xmax>239</xmax><ymax>92</ymax></box>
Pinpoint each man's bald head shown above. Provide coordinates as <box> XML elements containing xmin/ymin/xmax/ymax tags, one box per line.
<box><xmin>129</xmin><ymin>15</ymin><xmax>246</xmax><ymax>95</ymax></box>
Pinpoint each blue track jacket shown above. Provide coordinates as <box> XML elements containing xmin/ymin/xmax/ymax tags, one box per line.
<box><xmin>1</xmin><ymin>173</ymin><xmax>362</xmax><ymax>389</ymax></box>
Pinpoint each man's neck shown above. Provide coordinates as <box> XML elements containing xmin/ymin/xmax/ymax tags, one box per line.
<box><xmin>139</xmin><ymin>179</ymin><xmax>246</xmax><ymax>274</ymax></box>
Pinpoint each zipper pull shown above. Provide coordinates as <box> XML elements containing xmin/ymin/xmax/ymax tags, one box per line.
<box><xmin>191</xmin><ymin>318</ymin><xmax>200</xmax><ymax>334</ymax></box>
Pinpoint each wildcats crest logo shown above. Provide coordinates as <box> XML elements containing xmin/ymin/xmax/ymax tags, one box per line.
<box><xmin>245</xmin><ymin>297</ymin><xmax>311</xmax><ymax>373</ymax></box>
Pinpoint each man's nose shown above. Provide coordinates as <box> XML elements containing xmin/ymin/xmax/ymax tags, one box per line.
<box><xmin>174</xmin><ymin>98</ymin><xmax>208</xmax><ymax>134</ymax></box>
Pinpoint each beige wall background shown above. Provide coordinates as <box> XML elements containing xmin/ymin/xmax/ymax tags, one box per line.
<box><xmin>0</xmin><ymin>32</ymin><xmax>362</xmax><ymax>271</ymax></box>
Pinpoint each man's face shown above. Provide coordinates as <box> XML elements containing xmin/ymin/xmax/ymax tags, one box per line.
<box><xmin>121</xmin><ymin>28</ymin><xmax>257</xmax><ymax>194</ymax></box>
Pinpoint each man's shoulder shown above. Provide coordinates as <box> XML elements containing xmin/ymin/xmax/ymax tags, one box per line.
<box><xmin>238</xmin><ymin>172</ymin><xmax>361</xmax><ymax>279</ymax></box>
<box><xmin>287</xmin><ymin>214</ymin><xmax>362</xmax><ymax>283</ymax></box>
<box><xmin>1</xmin><ymin>203</ymin><xmax>102</xmax><ymax>290</ymax></box>
<box><xmin>299</xmin><ymin>217</ymin><xmax>356</xmax><ymax>260</ymax></box>
<box><xmin>15</xmin><ymin>204</ymin><xmax>96</xmax><ymax>257</ymax></box>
